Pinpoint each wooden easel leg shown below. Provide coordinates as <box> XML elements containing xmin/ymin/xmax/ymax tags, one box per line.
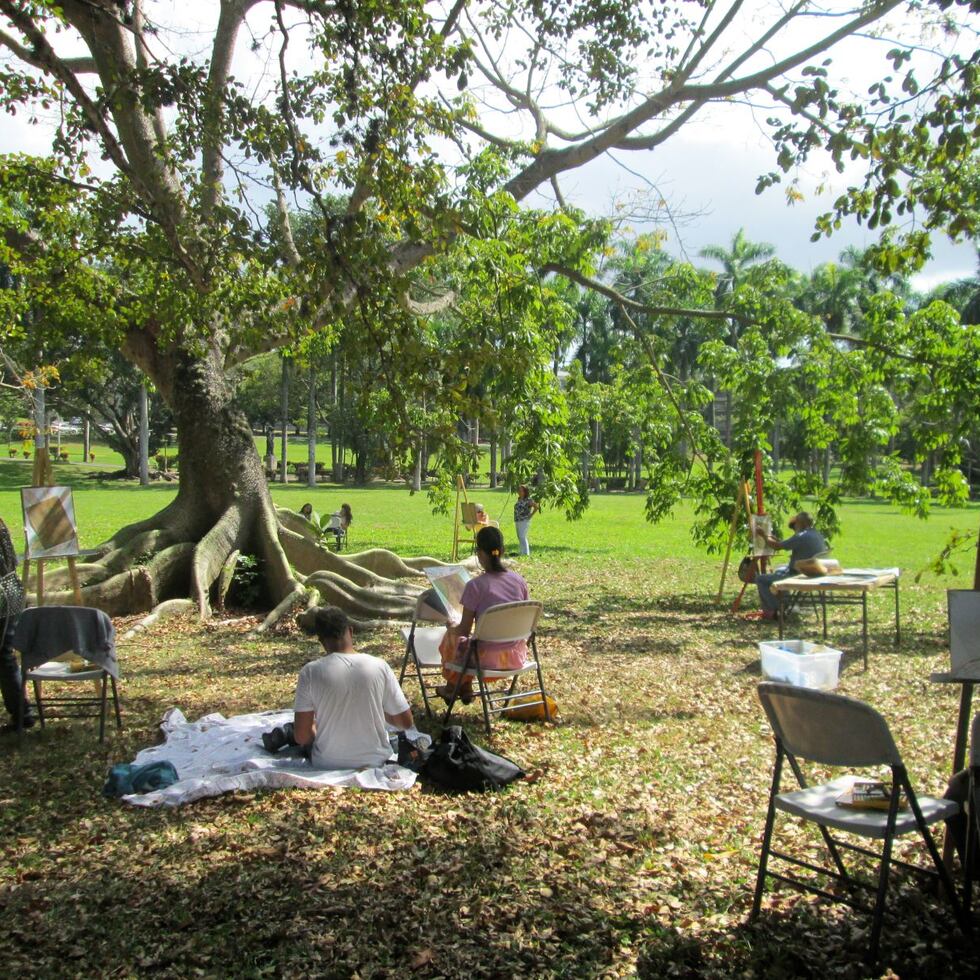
<box><xmin>717</xmin><ymin>511</ymin><xmax>740</xmax><ymax>603</ymax></box>
<box><xmin>718</xmin><ymin>481</ymin><xmax>751</xmax><ymax>604</ymax></box>
<box><xmin>36</xmin><ymin>559</ymin><xmax>45</xmax><ymax>607</ymax></box>
<box><xmin>730</xmin><ymin>581</ymin><xmax>749</xmax><ymax>614</ymax></box>
<box><xmin>67</xmin><ymin>556</ymin><xmax>82</xmax><ymax>605</ymax></box>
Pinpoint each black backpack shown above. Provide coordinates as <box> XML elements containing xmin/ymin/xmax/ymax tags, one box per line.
<box><xmin>420</xmin><ymin>725</ymin><xmax>525</xmax><ymax>792</ymax></box>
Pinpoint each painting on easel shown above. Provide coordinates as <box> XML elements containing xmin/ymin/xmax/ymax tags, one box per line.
<box><xmin>21</xmin><ymin>486</ymin><xmax>80</xmax><ymax>559</ymax></box>
<box><xmin>749</xmin><ymin>514</ymin><xmax>775</xmax><ymax>558</ymax></box>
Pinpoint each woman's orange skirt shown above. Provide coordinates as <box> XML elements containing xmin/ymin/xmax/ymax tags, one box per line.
<box><xmin>438</xmin><ymin>631</ymin><xmax>527</xmax><ymax>689</ymax></box>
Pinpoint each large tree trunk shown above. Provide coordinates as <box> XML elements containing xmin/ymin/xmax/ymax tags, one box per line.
<box><xmin>38</xmin><ymin>342</ymin><xmax>437</xmax><ymax>624</ymax></box>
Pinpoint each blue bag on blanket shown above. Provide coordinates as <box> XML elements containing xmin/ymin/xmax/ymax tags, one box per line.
<box><xmin>103</xmin><ymin>760</ymin><xmax>179</xmax><ymax>797</ymax></box>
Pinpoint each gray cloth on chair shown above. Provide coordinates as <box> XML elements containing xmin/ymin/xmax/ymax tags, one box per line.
<box><xmin>12</xmin><ymin>606</ymin><xmax>118</xmax><ymax>678</ymax></box>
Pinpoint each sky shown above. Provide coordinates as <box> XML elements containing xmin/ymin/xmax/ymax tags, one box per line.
<box><xmin>0</xmin><ymin>1</ymin><xmax>976</xmax><ymax>292</ymax></box>
<box><xmin>538</xmin><ymin>107</ymin><xmax>978</xmax><ymax>291</ymax></box>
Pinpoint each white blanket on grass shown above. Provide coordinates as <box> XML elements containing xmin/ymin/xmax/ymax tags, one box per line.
<box><xmin>121</xmin><ymin>708</ymin><xmax>419</xmax><ymax>807</ymax></box>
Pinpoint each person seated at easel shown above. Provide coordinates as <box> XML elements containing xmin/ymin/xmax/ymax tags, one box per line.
<box><xmin>753</xmin><ymin>512</ymin><xmax>828</xmax><ymax>621</ymax></box>
<box><xmin>327</xmin><ymin>503</ymin><xmax>353</xmax><ymax>548</ymax></box>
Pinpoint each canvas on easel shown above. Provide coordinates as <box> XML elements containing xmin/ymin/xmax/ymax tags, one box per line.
<box><xmin>749</xmin><ymin>514</ymin><xmax>775</xmax><ymax>558</ymax></box>
<box><xmin>21</xmin><ymin>486</ymin><xmax>79</xmax><ymax>559</ymax></box>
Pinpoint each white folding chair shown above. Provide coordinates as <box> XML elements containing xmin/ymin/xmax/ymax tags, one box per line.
<box><xmin>753</xmin><ymin>682</ymin><xmax>968</xmax><ymax>965</ymax></box>
<box><xmin>399</xmin><ymin>594</ymin><xmax>449</xmax><ymax>720</ymax></box>
<box><xmin>441</xmin><ymin>600</ymin><xmax>552</xmax><ymax>737</ymax></box>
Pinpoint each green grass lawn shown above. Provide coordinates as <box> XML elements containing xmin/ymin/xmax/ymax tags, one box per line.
<box><xmin>1</xmin><ymin>468</ymin><xmax>978</xmax><ymax>976</ymax></box>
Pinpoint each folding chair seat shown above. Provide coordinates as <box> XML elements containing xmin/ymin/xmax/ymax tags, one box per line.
<box><xmin>752</xmin><ymin>682</ymin><xmax>968</xmax><ymax>965</ymax></box>
<box><xmin>441</xmin><ymin>600</ymin><xmax>552</xmax><ymax>737</ymax></box>
<box><xmin>12</xmin><ymin>606</ymin><xmax>122</xmax><ymax>742</ymax></box>
<box><xmin>399</xmin><ymin>594</ymin><xmax>449</xmax><ymax>720</ymax></box>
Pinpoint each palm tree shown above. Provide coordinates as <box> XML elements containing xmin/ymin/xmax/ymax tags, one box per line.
<box><xmin>797</xmin><ymin>261</ymin><xmax>864</xmax><ymax>334</ymax></box>
<box><xmin>699</xmin><ymin>228</ymin><xmax>776</xmax><ymax>345</ymax></box>
<box><xmin>698</xmin><ymin>229</ymin><xmax>777</xmax><ymax>447</ymax></box>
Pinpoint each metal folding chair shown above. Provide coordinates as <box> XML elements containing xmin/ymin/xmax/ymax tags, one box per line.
<box><xmin>441</xmin><ymin>600</ymin><xmax>552</xmax><ymax>737</ymax></box>
<box><xmin>752</xmin><ymin>682</ymin><xmax>968</xmax><ymax>965</ymax></box>
<box><xmin>13</xmin><ymin>606</ymin><xmax>122</xmax><ymax>742</ymax></box>
<box><xmin>399</xmin><ymin>594</ymin><xmax>449</xmax><ymax>720</ymax></box>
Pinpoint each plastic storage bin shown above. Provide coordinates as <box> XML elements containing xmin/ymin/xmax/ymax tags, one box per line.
<box><xmin>759</xmin><ymin>640</ymin><xmax>842</xmax><ymax>691</ymax></box>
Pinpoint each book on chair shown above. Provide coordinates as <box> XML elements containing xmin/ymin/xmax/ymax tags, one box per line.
<box><xmin>835</xmin><ymin>779</ymin><xmax>906</xmax><ymax>811</ymax></box>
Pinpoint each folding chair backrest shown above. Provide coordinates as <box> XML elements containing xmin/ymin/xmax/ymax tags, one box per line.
<box><xmin>473</xmin><ymin>600</ymin><xmax>542</xmax><ymax>644</ymax></box>
<box><xmin>758</xmin><ymin>682</ymin><xmax>901</xmax><ymax>768</ymax></box>
<box><xmin>971</xmin><ymin>712</ymin><xmax>980</xmax><ymax>769</ymax></box>
<box><xmin>948</xmin><ymin>590</ymin><xmax>980</xmax><ymax>676</ymax></box>
<box><xmin>460</xmin><ymin>502</ymin><xmax>479</xmax><ymax>529</ymax></box>
<box><xmin>413</xmin><ymin>591</ymin><xmax>448</xmax><ymax>624</ymax></box>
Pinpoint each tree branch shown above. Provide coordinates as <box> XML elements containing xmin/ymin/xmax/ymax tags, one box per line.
<box><xmin>502</xmin><ymin>0</ymin><xmax>904</xmax><ymax>203</ymax></box>
<box><xmin>200</xmin><ymin>1</ymin><xmax>259</xmax><ymax>218</ymax></box>
<box><xmin>540</xmin><ymin>263</ymin><xmax>746</xmax><ymax>325</ymax></box>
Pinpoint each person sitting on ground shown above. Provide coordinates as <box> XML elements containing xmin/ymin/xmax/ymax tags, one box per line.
<box><xmin>290</xmin><ymin>605</ymin><xmax>419</xmax><ymax>769</ymax></box>
<box><xmin>753</xmin><ymin>511</ymin><xmax>828</xmax><ymax>620</ymax></box>
<box><xmin>436</xmin><ymin>525</ymin><xmax>530</xmax><ymax>704</ymax></box>
<box><xmin>299</xmin><ymin>502</ymin><xmax>314</xmax><ymax>520</ymax></box>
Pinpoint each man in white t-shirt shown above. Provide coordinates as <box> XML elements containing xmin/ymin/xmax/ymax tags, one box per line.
<box><xmin>293</xmin><ymin>606</ymin><xmax>417</xmax><ymax>769</ymax></box>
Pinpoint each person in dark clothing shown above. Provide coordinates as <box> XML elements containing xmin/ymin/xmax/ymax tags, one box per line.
<box><xmin>753</xmin><ymin>512</ymin><xmax>828</xmax><ymax>620</ymax></box>
<box><xmin>0</xmin><ymin>518</ymin><xmax>36</xmax><ymax>732</ymax></box>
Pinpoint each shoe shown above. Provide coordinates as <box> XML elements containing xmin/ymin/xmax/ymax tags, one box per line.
<box><xmin>1</xmin><ymin>716</ymin><xmax>35</xmax><ymax>735</ymax></box>
<box><xmin>435</xmin><ymin>684</ymin><xmax>475</xmax><ymax>705</ymax></box>
<box><xmin>262</xmin><ymin>725</ymin><xmax>292</xmax><ymax>753</ymax></box>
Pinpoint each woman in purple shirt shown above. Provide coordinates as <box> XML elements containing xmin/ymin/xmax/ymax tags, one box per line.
<box><xmin>436</xmin><ymin>525</ymin><xmax>530</xmax><ymax>703</ymax></box>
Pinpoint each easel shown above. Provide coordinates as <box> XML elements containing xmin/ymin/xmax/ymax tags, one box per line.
<box><xmin>716</xmin><ymin>450</ymin><xmax>769</xmax><ymax>612</ymax></box>
<box><xmin>21</xmin><ymin>555</ymin><xmax>83</xmax><ymax>607</ymax></box>
<box><xmin>21</xmin><ymin>450</ymin><xmax>83</xmax><ymax>606</ymax></box>
<box><xmin>450</xmin><ymin>474</ymin><xmax>471</xmax><ymax>562</ymax></box>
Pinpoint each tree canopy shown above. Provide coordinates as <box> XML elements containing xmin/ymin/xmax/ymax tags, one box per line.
<box><xmin>1</xmin><ymin>0</ymin><xmax>979</xmax><ymax>617</ymax></box>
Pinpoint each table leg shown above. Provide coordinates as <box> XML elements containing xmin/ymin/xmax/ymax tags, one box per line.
<box><xmin>894</xmin><ymin>579</ymin><xmax>901</xmax><ymax>646</ymax></box>
<box><xmin>778</xmin><ymin>592</ymin><xmax>784</xmax><ymax>640</ymax></box>
<box><xmin>862</xmin><ymin>592</ymin><xmax>868</xmax><ymax>671</ymax></box>
<box><xmin>821</xmin><ymin>593</ymin><xmax>827</xmax><ymax>640</ymax></box>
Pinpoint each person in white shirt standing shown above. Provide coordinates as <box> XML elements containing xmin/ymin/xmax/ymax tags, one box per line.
<box><xmin>293</xmin><ymin>606</ymin><xmax>417</xmax><ymax>769</ymax></box>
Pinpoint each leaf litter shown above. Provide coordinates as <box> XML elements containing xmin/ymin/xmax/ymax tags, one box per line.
<box><xmin>0</xmin><ymin>560</ymin><xmax>975</xmax><ymax>977</ymax></box>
